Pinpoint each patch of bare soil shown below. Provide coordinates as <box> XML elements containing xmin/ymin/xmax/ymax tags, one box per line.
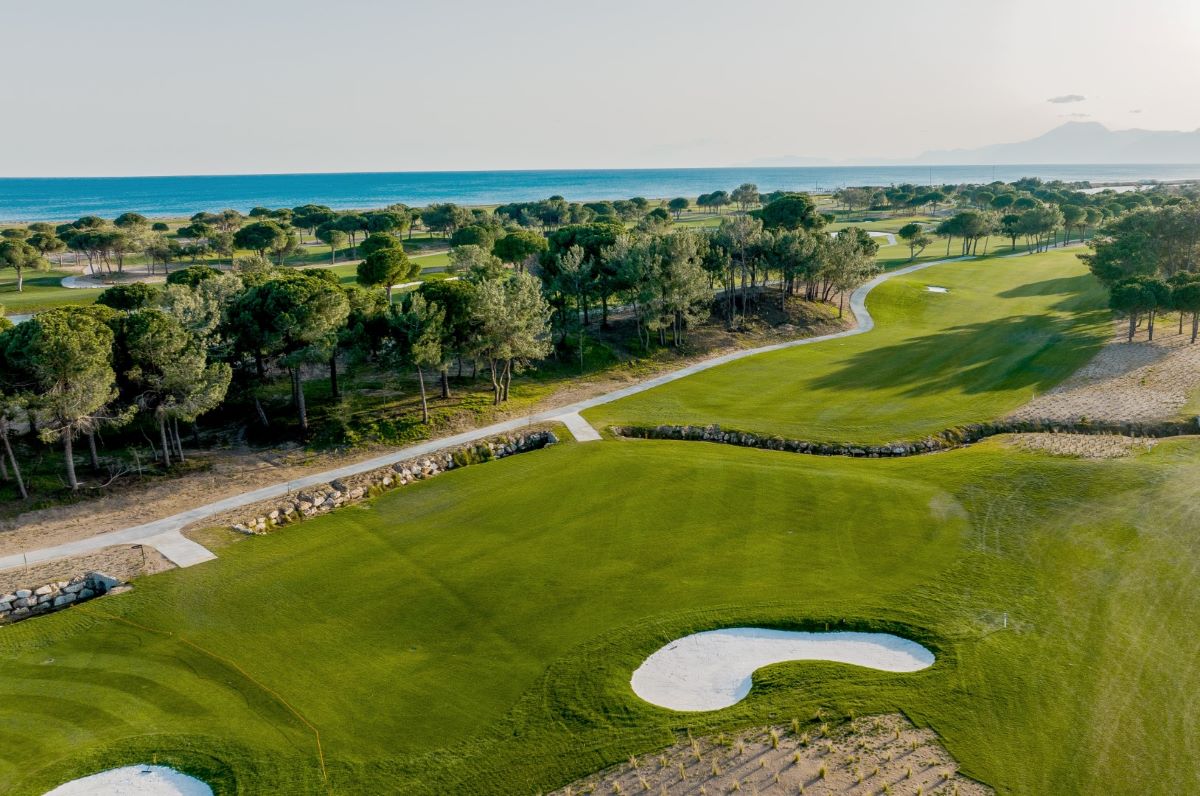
<box><xmin>1004</xmin><ymin>432</ymin><xmax>1157</xmax><ymax>459</ymax></box>
<box><xmin>0</xmin><ymin>445</ymin><xmax>385</xmax><ymax>555</ymax></box>
<box><xmin>0</xmin><ymin>544</ymin><xmax>172</xmax><ymax>594</ymax></box>
<box><xmin>1010</xmin><ymin>320</ymin><xmax>1200</xmax><ymax>424</ymax></box>
<box><xmin>553</xmin><ymin>714</ymin><xmax>990</xmax><ymax>796</ymax></box>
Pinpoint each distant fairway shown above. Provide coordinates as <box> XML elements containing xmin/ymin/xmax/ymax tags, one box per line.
<box><xmin>585</xmin><ymin>250</ymin><xmax>1111</xmax><ymax>442</ymax></box>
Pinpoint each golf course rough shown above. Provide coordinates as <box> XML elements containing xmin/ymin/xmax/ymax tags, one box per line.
<box><xmin>5</xmin><ymin>252</ymin><xmax>1197</xmax><ymax>795</ymax></box>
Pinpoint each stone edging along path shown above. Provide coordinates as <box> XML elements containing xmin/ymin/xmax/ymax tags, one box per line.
<box><xmin>613</xmin><ymin>418</ymin><xmax>1200</xmax><ymax>458</ymax></box>
<box><xmin>1</xmin><ymin>254</ymin><xmax>974</xmax><ymax>574</ymax></box>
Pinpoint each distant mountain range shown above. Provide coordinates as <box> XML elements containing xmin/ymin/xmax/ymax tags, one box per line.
<box><xmin>911</xmin><ymin>122</ymin><xmax>1200</xmax><ymax>165</ymax></box>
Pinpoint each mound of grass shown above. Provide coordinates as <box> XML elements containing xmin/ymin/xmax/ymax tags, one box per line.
<box><xmin>3</xmin><ymin>437</ymin><xmax>1200</xmax><ymax>794</ymax></box>
<box><xmin>584</xmin><ymin>250</ymin><xmax>1110</xmax><ymax>442</ymax></box>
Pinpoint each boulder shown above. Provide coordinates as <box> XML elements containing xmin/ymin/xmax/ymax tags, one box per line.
<box><xmin>78</xmin><ymin>588</ymin><xmax>95</xmax><ymax>600</ymax></box>
<box><xmin>330</xmin><ymin>479</ymin><xmax>349</xmax><ymax>493</ymax></box>
<box><xmin>0</xmin><ymin>601</ymin><xmax>11</xmax><ymax>612</ymax></box>
<box><xmin>63</xmin><ymin>581</ymin><xmax>85</xmax><ymax>594</ymax></box>
<box><xmin>87</xmin><ymin>573</ymin><xmax>121</xmax><ymax>593</ymax></box>
<box><xmin>34</xmin><ymin>584</ymin><xmax>54</xmax><ymax>596</ymax></box>
<box><xmin>12</xmin><ymin>597</ymin><xmax>33</xmax><ymax>608</ymax></box>
<box><xmin>53</xmin><ymin>593</ymin><xmax>76</xmax><ymax>607</ymax></box>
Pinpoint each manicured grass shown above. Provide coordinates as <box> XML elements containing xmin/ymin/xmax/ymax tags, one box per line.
<box><xmin>584</xmin><ymin>250</ymin><xmax>1110</xmax><ymax>442</ymax></box>
<box><xmin>0</xmin><ymin>271</ymin><xmax>100</xmax><ymax>314</ymax></box>
<box><xmin>4</xmin><ymin>437</ymin><xmax>1200</xmax><ymax>795</ymax></box>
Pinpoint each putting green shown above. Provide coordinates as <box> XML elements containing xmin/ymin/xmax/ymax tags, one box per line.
<box><xmin>584</xmin><ymin>249</ymin><xmax>1110</xmax><ymax>442</ymax></box>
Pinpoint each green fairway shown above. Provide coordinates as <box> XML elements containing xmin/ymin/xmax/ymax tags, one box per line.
<box><xmin>584</xmin><ymin>250</ymin><xmax>1110</xmax><ymax>442</ymax></box>
<box><xmin>3</xmin><ymin>438</ymin><xmax>1200</xmax><ymax>794</ymax></box>
<box><xmin>4</xmin><ymin>238</ymin><xmax>1184</xmax><ymax>796</ymax></box>
<box><xmin>0</xmin><ymin>271</ymin><xmax>101</xmax><ymax>314</ymax></box>
<box><xmin>313</xmin><ymin>251</ymin><xmax>451</xmax><ymax>287</ymax></box>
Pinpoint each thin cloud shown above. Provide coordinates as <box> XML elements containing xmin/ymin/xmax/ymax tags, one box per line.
<box><xmin>1047</xmin><ymin>94</ymin><xmax>1086</xmax><ymax>104</ymax></box>
<box><xmin>1130</xmin><ymin>109</ymin><xmax>1143</xmax><ymax>114</ymax></box>
<box><xmin>1059</xmin><ymin>112</ymin><xmax>1090</xmax><ymax>118</ymax></box>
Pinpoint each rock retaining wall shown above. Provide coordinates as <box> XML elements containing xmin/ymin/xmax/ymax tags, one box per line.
<box><xmin>613</xmin><ymin>418</ymin><xmax>1199</xmax><ymax>458</ymax></box>
<box><xmin>0</xmin><ymin>572</ymin><xmax>121</xmax><ymax>623</ymax></box>
<box><xmin>231</xmin><ymin>429</ymin><xmax>558</xmax><ymax>534</ymax></box>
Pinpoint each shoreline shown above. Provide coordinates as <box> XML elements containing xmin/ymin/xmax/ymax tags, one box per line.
<box><xmin>4</xmin><ymin>164</ymin><xmax>1199</xmax><ymax>223</ymax></box>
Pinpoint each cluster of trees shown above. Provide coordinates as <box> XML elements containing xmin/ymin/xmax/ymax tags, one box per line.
<box><xmin>532</xmin><ymin>193</ymin><xmax>878</xmax><ymax>340</ymax></box>
<box><xmin>0</xmin><ymin>204</ymin><xmax>431</xmax><ymax>289</ymax></box>
<box><xmin>0</xmin><ymin>236</ymin><xmax>555</xmax><ymax>496</ymax></box>
<box><xmin>1081</xmin><ymin>202</ymin><xmax>1200</xmax><ymax>341</ymax></box>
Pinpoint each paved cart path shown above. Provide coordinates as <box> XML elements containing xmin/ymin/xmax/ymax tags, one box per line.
<box><xmin>0</xmin><ymin>255</ymin><xmax>972</xmax><ymax>572</ymax></box>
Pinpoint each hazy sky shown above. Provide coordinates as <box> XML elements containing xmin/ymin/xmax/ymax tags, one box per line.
<box><xmin>3</xmin><ymin>0</ymin><xmax>1199</xmax><ymax>176</ymax></box>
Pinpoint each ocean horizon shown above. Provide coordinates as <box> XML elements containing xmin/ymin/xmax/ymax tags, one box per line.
<box><xmin>2</xmin><ymin>163</ymin><xmax>1199</xmax><ymax>222</ymax></box>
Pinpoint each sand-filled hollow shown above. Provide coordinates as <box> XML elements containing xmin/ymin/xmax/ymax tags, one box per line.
<box><xmin>631</xmin><ymin>628</ymin><xmax>934</xmax><ymax>711</ymax></box>
<box><xmin>43</xmin><ymin>765</ymin><xmax>213</xmax><ymax>795</ymax></box>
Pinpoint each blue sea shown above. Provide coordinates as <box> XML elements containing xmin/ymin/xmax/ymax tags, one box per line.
<box><xmin>2</xmin><ymin>164</ymin><xmax>1199</xmax><ymax>222</ymax></box>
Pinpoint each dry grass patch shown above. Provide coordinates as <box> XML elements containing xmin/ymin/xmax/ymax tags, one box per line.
<box><xmin>1005</xmin><ymin>432</ymin><xmax>1158</xmax><ymax>459</ymax></box>
<box><xmin>0</xmin><ymin>544</ymin><xmax>172</xmax><ymax>594</ymax></box>
<box><xmin>1011</xmin><ymin>319</ymin><xmax>1200</xmax><ymax>424</ymax></box>
<box><xmin>552</xmin><ymin>714</ymin><xmax>991</xmax><ymax>796</ymax></box>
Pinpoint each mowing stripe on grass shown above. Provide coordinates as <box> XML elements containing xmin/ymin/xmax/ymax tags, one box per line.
<box><xmin>74</xmin><ymin>603</ymin><xmax>330</xmax><ymax>794</ymax></box>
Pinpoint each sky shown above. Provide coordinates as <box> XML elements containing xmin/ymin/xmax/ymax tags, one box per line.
<box><xmin>3</xmin><ymin>0</ymin><xmax>1199</xmax><ymax>177</ymax></box>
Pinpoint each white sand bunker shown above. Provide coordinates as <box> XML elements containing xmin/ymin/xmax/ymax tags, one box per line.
<box><xmin>925</xmin><ymin>285</ymin><xmax>949</xmax><ymax>293</ymax></box>
<box><xmin>44</xmin><ymin>765</ymin><xmax>213</xmax><ymax>795</ymax></box>
<box><xmin>631</xmin><ymin>628</ymin><xmax>934</xmax><ymax>711</ymax></box>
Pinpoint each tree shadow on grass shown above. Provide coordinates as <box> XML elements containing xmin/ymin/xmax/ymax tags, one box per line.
<box><xmin>809</xmin><ymin>309</ymin><xmax>1110</xmax><ymax>399</ymax></box>
<box><xmin>997</xmin><ymin>274</ymin><xmax>1092</xmax><ymax>298</ymax></box>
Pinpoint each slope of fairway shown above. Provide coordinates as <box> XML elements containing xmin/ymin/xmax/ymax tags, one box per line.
<box><xmin>4</xmin><ymin>438</ymin><xmax>1200</xmax><ymax>795</ymax></box>
<box><xmin>584</xmin><ymin>250</ymin><xmax>1110</xmax><ymax>442</ymax></box>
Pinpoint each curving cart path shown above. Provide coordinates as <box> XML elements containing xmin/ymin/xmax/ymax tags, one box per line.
<box><xmin>0</xmin><ymin>255</ymin><xmax>972</xmax><ymax>573</ymax></box>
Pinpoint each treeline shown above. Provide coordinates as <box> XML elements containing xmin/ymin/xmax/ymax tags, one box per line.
<box><xmin>1081</xmin><ymin>201</ymin><xmax>1200</xmax><ymax>342</ymax></box>
<box><xmin>0</xmin><ymin>192</ymin><xmax>887</xmax><ymax>499</ymax></box>
<box><xmin>0</xmin><ymin>252</ymin><xmax>552</xmax><ymax>497</ymax></box>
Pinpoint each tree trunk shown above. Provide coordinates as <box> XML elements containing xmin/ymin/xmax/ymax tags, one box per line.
<box><xmin>1192</xmin><ymin>311</ymin><xmax>1198</xmax><ymax>344</ymax></box>
<box><xmin>417</xmin><ymin>366</ymin><xmax>429</xmax><ymax>423</ymax></box>
<box><xmin>159</xmin><ymin>416</ymin><xmax>172</xmax><ymax>468</ymax></box>
<box><xmin>1</xmin><ymin>433</ymin><xmax>26</xmax><ymax>500</ymax></box>
<box><xmin>173</xmin><ymin>418</ymin><xmax>185</xmax><ymax>463</ymax></box>
<box><xmin>255</xmin><ymin>395</ymin><xmax>270</xmax><ymax>427</ymax></box>
<box><xmin>87</xmin><ymin>431</ymin><xmax>100</xmax><ymax>470</ymax></box>
<box><xmin>329</xmin><ymin>355</ymin><xmax>340</xmax><ymax>400</ymax></box>
<box><xmin>61</xmin><ymin>433</ymin><xmax>81</xmax><ymax>489</ymax></box>
<box><xmin>1128</xmin><ymin>313</ymin><xmax>1137</xmax><ymax>342</ymax></box>
<box><xmin>1148</xmin><ymin>310</ymin><xmax>1156</xmax><ymax>341</ymax></box>
<box><xmin>294</xmin><ymin>368</ymin><xmax>308</xmax><ymax>431</ymax></box>
<box><xmin>440</xmin><ymin>368</ymin><xmax>450</xmax><ymax>399</ymax></box>
<box><xmin>503</xmin><ymin>359</ymin><xmax>513</xmax><ymax>402</ymax></box>
<box><xmin>489</xmin><ymin>359</ymin><xmax>501</xmax><ymax>405</ymax></box>
<box><xmin>16</xmin><ymin>268</ymin><xmax>23</xmax><ymax>293</ymax></box>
